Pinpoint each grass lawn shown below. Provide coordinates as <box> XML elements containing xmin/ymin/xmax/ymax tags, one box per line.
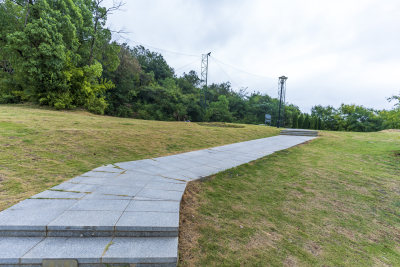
<box><xmin>179</xmin><ymin>131</ymin><xmax>400</xmax><ymax>266</ymax></box>
<box><xmin>0</xmin><ymin>104</ymin><xmax>279</xmax><ymax>211</ymax></box>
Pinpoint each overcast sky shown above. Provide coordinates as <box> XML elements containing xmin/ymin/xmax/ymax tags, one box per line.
<box><xmin>105</xmin><ymin>0</ymin><xmax>400</xmax><ymax>112</ymax></box>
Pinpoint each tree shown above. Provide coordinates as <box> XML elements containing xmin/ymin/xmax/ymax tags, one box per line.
<box><xmin>303</xmin><ymin>114</ymin><xmax>310</xmax><ymax>129</ymax></box>
<box><xmin>310</xmin><ymin>116</ymin><xmax>317</xmax><ymax>129</ymax></box>
<box><xmin>0</xmin><ymin>0</ymin><xmax>25</xmax><ymax>103</ymax></box>
<box><xmin>206</xmin><ymin>95</ymin><xmax>233</xmax><ymax>122</ymax></box>
<box><xmin>317</xmin><ymin>118</ymin><xmax>323</xmax><ymax>130</ymax></box>
<box><xmin>381</xmin><ymin>94</ymin><xmax>400</xmax><ymax>129</ymax></box>
<box><xmin>131</xmin><ymin>46</ymin><xmax>174</xmax><ymax>82</ymax></box>
<box><xmin>105</xmin><ymin>43</ymin><xmax>141</xmax><ymax>117</ymax></box>
<box><xmin>311</xmin><ymin>105</ymin><xmax>339</xmax><ymax>130</ymax></box>
<box><xmin>291</xmin><ymin>113</ymin><xmax>298</xmax><ymax>128</ymax></box>
<box><xmin>298</xmin><ymin>114</ymin><xmax>304</xmax><ymax>129</ymax></box>
<box><xmin>338</xmin><ymin>104</ymin><xmax>383</xmax><ymax>132</ymax></box>
<box><xmin>87</xmin><ymin>0</ymin><xmax>124</xmax><ymax>65</ymax></box>
<box><xmin>388</xmin><ymin>94</ymin><xmax>400</xmax><ymax>108</ymax></box>
<box><xmin>1</xmin><ymin>0</ymin><xmax>119</xmax><ymax>113</ymax></box>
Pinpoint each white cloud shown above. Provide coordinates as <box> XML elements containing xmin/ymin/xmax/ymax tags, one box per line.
<box><xmin>105</xmin><ymin>0</ymin><xmax>400</xmax><ymax>112</ymax></box>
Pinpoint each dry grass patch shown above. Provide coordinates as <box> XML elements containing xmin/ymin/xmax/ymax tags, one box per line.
<box><xmin>0</xmin><ymin>104</ymin><xmax>278</xmax><ymax>210</ymax></box>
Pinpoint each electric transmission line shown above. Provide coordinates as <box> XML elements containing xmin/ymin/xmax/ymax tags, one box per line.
<box><xmin>126</xmin><ymin>40</ymin><xmax>287</xmax><ymax>109</ymax></box>
<box><xmin>129</xmin><ymin>40</ymin><xmax>200</xmax><ymax>58</ymax></box>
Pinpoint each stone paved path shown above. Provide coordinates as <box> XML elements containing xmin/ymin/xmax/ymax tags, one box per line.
<box><xmin>0</xmin><ymin>135</ymin><xmax>315</xmax><ymax>266</ymax></box>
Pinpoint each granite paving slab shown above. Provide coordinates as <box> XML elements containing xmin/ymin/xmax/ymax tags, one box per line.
<box><xmin>21</xmin><ymin>237</ymin><xmax>112</xmax><ymax>264</ymax></box>
<box><xmin>68</xmin><ymin>199</ymin><xmax>130</xmax><ymax>212</ymax></box>
<box><xmin>0</xmin><ymin>237</ymin><xmax>44</xmax><ymax>264</ymax></box>
<box><xmin>102</xmin><ymin>237</ymin><xmax>178</xmax><ymax>264</ymax></box>
<box><xmin>0</xmin><ymin>135</ymin><xmax>315</xmax><ymax>266</ymax></box>
<box><xmin>125</xmin><ymin>200</ymin><xmax>180</xmax><ymax>213</ymax></box>
<box><xmin>47</xmin><ymin>210</ymin><xmax>123</xmax><ymax>231</ymax></box>
<box><xmin>115</xmin><ymin>211</ymin><xmax>179</xmax><ymax>232</ymax></box>
<box><xmin>30</xmin><ymin>190</ymin><xmax>87</xmax><ymax>199</ymax></box>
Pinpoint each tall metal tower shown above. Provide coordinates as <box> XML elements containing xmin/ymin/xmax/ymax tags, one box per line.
<box><xmin>277</xmin><ymin>76</ymin><xmax>288</xmax><ymax>128</ymax></box>
<box><xmin>201</xmin><ymin>52</ymin><xmax>211</xmax><ymax>109</ymax></box>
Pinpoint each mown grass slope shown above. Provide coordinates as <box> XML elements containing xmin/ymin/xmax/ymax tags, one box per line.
<box><xmin>0</xmin><ymin>104</ymin><xmax>279</xmax><ymax>210</ymax></box>
<box><xmin>179</xmin><ymin>131</ymin><xmax>400</xmax><ymax>266</ymax></box>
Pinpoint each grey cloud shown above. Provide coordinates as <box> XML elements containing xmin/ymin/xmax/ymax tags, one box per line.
<box><xmin>105</xmin><ymin>0</ymin><xmax>400</xmax><ymax>112</ymax></box>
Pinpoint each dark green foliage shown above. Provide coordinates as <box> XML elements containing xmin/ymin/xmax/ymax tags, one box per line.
<box><xmin>298</xmin><ymin>114</ymin><xmax>305</xmax><ymax>129</ymax></box>
<box><xmin>1</xmin><ymin>0</ymin><xmax>399</xmax><ymax>130</ymax></box>
<box><xmin>310</xmin><ymin>104</ymin><xmax>388</xmax><ymax>132</ymax></box>
<box><xmin>303</xmin><ymin>114</ymin><xmax>310</xmax><ymax>129</ymax></box>
<box><xmin>131</xmin><ymin>46</ymin><xmax>174</xmax><ymax>82</ymax></box>
<box><xmin>310</xmin><ymin>116</ymin><xmax>316</xmax><ymax>129</ymax></box>
<box><xmin>0</xmin><ymin>0</ymin><xmax>117</xmax><ymax>114</ymax></box>
<box><xmin>206</xmin><ymin>95</ymin><xmax>233</xmax><ymax>122</ymax></box>
<box><xmin>292</xmin><ymin>113</ymin><xmax>298</xmax><ymax>128</ymax></box>
<box><xmin>104</xmin><ymin>44</ymin><xmax>141</xmax><ymax>117</ymax></box>
<box><xmin>317</xmin><ymin>118</ymin><xmax>323</xmax><ymax>130</ymax></box>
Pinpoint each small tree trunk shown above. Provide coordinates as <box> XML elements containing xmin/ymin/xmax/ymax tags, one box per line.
<box><xmin>24</xmin><ymin>0</ymin><xmax>32</xmax><ymax>27</ymax></box>
<box><xmin>88</xmin><ymin>17</ymin><xmax>98</xmax><ymax>65</ymax></box>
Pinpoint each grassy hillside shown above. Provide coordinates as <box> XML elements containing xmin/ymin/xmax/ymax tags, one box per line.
<box><xmin>179</xmin><ymin>131</ymin><xmax>400</xmax><ymax>266</ymax></box>
<box><xmin>0</xmin><ymin>104</ymin><xmax>279</xmax><ymax>210</ymax></box>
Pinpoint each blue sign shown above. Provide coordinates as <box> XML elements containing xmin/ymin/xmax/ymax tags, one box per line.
<box><xmin>265</xmin><ymin>114</ymin><xmax>271</xmax><ymax>124</ymax></box>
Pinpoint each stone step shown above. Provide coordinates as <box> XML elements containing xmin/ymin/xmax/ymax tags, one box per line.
<box><xmin>280</xmin><ymin>129</ymin><xmax>318</xmax><ymax>136</ymax></box>
<box><xmin>280</xmin><ymin>130</ymin><xmax>318</xmax><ymax>133</ymax></box>
<box><xmin>280</xmin><ymin>132</ymin><xmax>318</xmax><ymax>136</ymax></box>
<box><xmin>0</xmin><ymin>236</ymin><xmax>177</xmax><ymax>266</ymax></box>
<box><xmin>0</xmin><ymin>198</ymin><xmax>180</xmax><ymax>238</ymax></box>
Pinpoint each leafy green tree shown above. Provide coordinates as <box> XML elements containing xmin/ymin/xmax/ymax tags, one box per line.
<box><xmin>338</xmin><ymin>104</ymin><xmax>383</xmax><ymax>132</ymax></box>
<box><xmin>176</xmin><ymin>71</ymin><xmax>200</xmax><ymax>94</ymax></box>
<box><xmin>1</xmin><ymin>0</ymin><xmax>118</xmax><ymax>113</ymax></box>
<box><xmin>206</xmin><ymin>95</ymin><xmax>232</xmax><ymax>122</ymax></box>
<box><xmin>317</xmin><ymin>118</ymin><xmax>323</xmax><ymax>130</ymax></box>
<box><xmin>303</xmin><ymin>114</ymin><xmax>310</xmax><ymax>129</ymax></box>
<box><xmin>380</xmin><ymin>94</ymin><xmax>400</xmax><ymax>129</ymax></box>
<box><xmin>176</xmin><ymin>71</ymin><xmax>203</xmax><ymax>121</ymax></box>
<box><xmin>0</xmin><ymin>0</ymin><xmax>26</xmax><ymax>103</ymax></box>
<box><xmin>298</xmin><ymin>114</ymin><xmax>304</xmax><ymax>129</ymax></box>
<box><xmin>311</xmin><ymin>105</ymin><xmax>339</xmax><ymax>130</ymax></box>
<box><xmin>283</xmin><ymin>104</ymin><xmax>301</xmax><ymax>128</ymax></box>
<box><xmin>243</xmin><ymin>92</ymin><xmax>279</xmax><ymax>125</ymax></box>
<box><xmin>310</xmin><ymin>116</ymin><xmax>317</xmax><ymax>129</ymax></box>
<box><xmin>6</xmin><ymin>0</ymin><xmax>70</xmax><ymax>106</ymax></box>
<box><xmin>131</xmin><ymin>46</ymin><xmax>174</xmax><ymax>82</ymax></box>
<box><xmin>380</xmin><ymin>109</ymin><xmax>400</xmax><ymax>129</ymax></box>
<box><xmin>105</xmin><ymin>44</ymin><xmax>141</xmax><ymax>117</ymax></box>
<box><xmin>292</xmin><ymin>113</ymin><xmax>299</xmax><ymax>128</ymax></box>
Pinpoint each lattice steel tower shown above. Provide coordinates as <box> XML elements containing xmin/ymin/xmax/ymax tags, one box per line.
<box><xmin>277</xmin><ymin>76</ymin><xmax>288</xmax><ymax>128</ymax></box>
<box><xmin>201</xmin><ymin>52</ymin><xmax>211</xmax><ymax>109</ymax></box>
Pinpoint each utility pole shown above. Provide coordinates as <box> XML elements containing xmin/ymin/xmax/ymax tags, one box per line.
<box><xmin>201</xmin><ymin>52</ymin><xmax>211</xmax><ymax>110</ymax></box>
<box><xmin>277</xmin><ymin>76</ymin><xmax>288</xmax><ymax>128</ymax></box>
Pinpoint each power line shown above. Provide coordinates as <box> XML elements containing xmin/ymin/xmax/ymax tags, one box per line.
<box><xmin>210</xmin><ymin>55</ymin><xmax>275</xmax><ymax>81</ymax></box>
<box><xmin>127</xmin><ymin>40</ymin><xmax>277</xmax><ymax>84</ymax></box>
<box><xmin>211</xmin><ymin>57</ymin><xmax>242</xmax><ymax>89</ymax></box>
<box><xmin>125</xmin><ymin>40</ymin><xmax>280</xmax><ymax>96</ymax></box>
<box><xmin>210</xmin><ymin>57</ymin><xmax>277</xmax><ymax>96</ymax></box>
<box><xmin>129</xmin><ymin>40</ymin><xmax>200</xmax><ymax>58</ymax></box>
<box><xmin>174</xmin><ymin>59</ymin><xmax>199</xmax><ymax>72</ymax></box>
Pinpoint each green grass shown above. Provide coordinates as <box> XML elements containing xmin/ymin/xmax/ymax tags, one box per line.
<box><xmin>179</xmin><ymin>131</ymin><xmax>400</xmax><ymax>266</ymax></box>
<box><xmin>0</xmin><ymin>104</ymin><xmax>279</xmax><ymax>210</ymax></box>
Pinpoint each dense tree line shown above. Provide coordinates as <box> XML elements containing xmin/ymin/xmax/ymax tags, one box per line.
<box><xmin>1</xmin><ymin>0</ymin><xmax>399</xmax><ymax>131</ymax></box>
<box><xmin>291</xmin><ymin>103</ymin><xmax>398</xmax><ymax>132</ymax></box>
